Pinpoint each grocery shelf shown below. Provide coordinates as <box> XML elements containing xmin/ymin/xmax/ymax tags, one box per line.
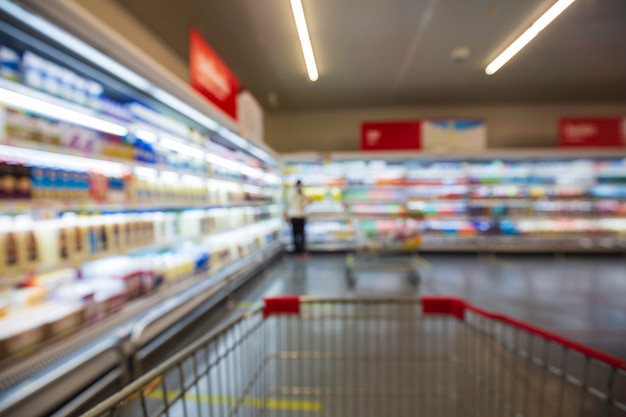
<box><xmin>0</xmin><ymin>240</ymin><xmax>282</xmax><ymax>417</ymax></box>
<box><xmin>0</xmin><ymin>139</ymin><xmax>278</xmax><ymax>188</ymax></box>
<box><xmin>0</xmin><ymin>199</ymin><xmax>279</xmax><ymax>214</ymax></box>
<box><xmin>418</xmin><ymin>235</ymin><xmax>626</xmax><ymax>252</ymax></box>
<box><xmin>0</xmin><ymin>218</ymin><xmax>281</xmax><ymax>287</ymax></box>
<box><xmin>284</xmin><ymin>153</ymin><xmax>626</xmax><ymax>252</ymax></box>
<box><xmin>0</xmin><ymin>9</ymin><xmax>284</xmax><ymax>417</ymax></box>
<box><xmin>0</xmin><ymin>77</ymin><xmax>128</xmax><ymax>134</ymax></box>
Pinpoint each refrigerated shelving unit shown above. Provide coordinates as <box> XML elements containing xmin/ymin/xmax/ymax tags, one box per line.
<box><xmin>0</xmin><ymin>2</ymin><xmax>282</xmax><ymax>416</ymax></box>
<box><xmin>282</xmin><ymin>150</ymin><xmax>626</xmax><ymax>253</ymax></box>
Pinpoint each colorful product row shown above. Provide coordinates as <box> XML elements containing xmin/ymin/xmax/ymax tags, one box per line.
<box><xmin>0</xmin><ymin>159</ymin><xmax>276</xmax><ymax>206</ymax></box>
<box><xmin>0</xmin><ymin>208</ymin><xmax>280</xmax><ymax>276</ymax></box>
<box><xmin>0</xmin><ymin>226</ymin><xmax>280</xmax><ymax>360</ymax></box>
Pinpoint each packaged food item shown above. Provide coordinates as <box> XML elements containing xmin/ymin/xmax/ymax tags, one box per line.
<box><xmin>14</xmin><ymin>215</ymin><xmax>39</xmax><ymax>270</ymax></box>
<box><xmin>0</xmin><ymin>161</ymin><xmax>16</xmax><ymax>199</ymax></box>
<box><xmin>0</xmin><ymin>318</ymin><xmax>46</xmax><ymax>360</ymax></box>
<box><xmin>33</xmin><ymin>219</ymin><xmax>60</xmax><ymax>267</ymax></box>
<box><xmin>43</xmin><ymin>167</ymin><xmax>57</xmax><ymax>200</ymax></box>
<box><xmin>89</xmin><ymin>280</ymin><xmax>127</xmax><ymax>319</ymax></box>
<box><xmin>107</xmin><ymin>176</ymin><xmax>126</xmax><ymax>203</ymax></box>
<box><xmin>97</xmin><ymin>217</ymin><xmax>111</xmax><ymax>254</ymax></box>
<box><xmin>30</xmin><ymin>165</ymin><xmax>46</xmax><ymax>199</ymax></box>
<box><xmin>0</xmin><ymin>46</ymin><xmax>20</xmax><ymax>81</ymax></box>
<box><xmin>54</xmin><ymin>282</ymin><xmax>97</xmax><ymax>323</ymax></box>
<box><xmin>0</xmin><ymin>216</ymin><xmax>19</xmax><ymax>275</ymax></box>
<box><xmin>89</xmin><ymin>171</ymin><xmax>109</xmax><ymax>202</ymax></box>
<box><xmin>42</xmin><ymin>303</ymin><xmax>85</xmax><ymax>339</ymax></box>
<box><xmin>83</xmin><ymin>215</ymin><xmax>100</xmax><ymax>256</ymax></box>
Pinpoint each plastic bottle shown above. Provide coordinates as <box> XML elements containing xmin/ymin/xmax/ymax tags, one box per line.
<box><xmin>14</xmin><ymin>215</ymin><xmax>39</xmax><ymax>270</ymax></box>
<box><xmin>0</xmin><ymin>216</ymin><xmax>19</xmax><ymax>275</ymax></box>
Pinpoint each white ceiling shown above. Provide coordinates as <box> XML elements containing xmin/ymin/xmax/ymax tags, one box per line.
<box><xmin>113</xmin><ymin>0</ymin><xmax>626</xmax><ymax>111</ymax></box>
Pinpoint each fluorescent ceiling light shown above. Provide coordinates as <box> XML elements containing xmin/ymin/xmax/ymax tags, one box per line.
<box><xmin>160</xmin><ymin>137</ymin><xmax>205</xmax><ymax>159</ymax></box>
<box><xmin>289</xmin><ymin>0</ymin><xmax>319</xmax><ymax>82</ymax></box>
<box><xmin>0</xmin><ymin>87</ymin><xmax>128</xmax><ymax>136</ymax></box>
<box><xmin>485</xmin><ymin>0</ymin><xmax>576</xmax><ymax>75</ymax></box>
<box><xmin>0</xmin><ymin>144</ymin><xmax>125</xmax><ymax>175</ymax></box>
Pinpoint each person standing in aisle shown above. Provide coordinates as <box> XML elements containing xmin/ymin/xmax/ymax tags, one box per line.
<box><xmin>287</xmin><ymin>180</ymin><xmax>310</xmax><ymax>259</ymax></box>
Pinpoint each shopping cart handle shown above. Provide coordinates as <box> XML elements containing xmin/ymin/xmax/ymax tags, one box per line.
<box><xmin>422</xmin><ymin>296</ymin><xmax>626</xmax><ymax>371</ymax></box>
<box><xmin>263</xmin><ymin>296</ymin><xmax>301</xmax><ymax>318</ymax></box>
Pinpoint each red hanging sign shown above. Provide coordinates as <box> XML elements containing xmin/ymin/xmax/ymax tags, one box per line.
<box><xmin>559</xmin><ymin>117</ymin><xmax>625</xmax><ymax>148</ymax></box>
<box><xmin>189</xmin><ymin>28</ymin><xmax>239</xmax><ymax>120</ymax></box>
<box><xmin>360</xmin><ymin>121</ymin><xmax>422</xmax><ymax>151</ymax></box>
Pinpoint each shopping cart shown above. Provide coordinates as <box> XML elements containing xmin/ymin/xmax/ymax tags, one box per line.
<box><xmin>345</xmin><ymin>219</ymin><xmax>422</xmax><ymax>287</ymax></box>
<box><xmin>83</xmin><ymin>296</ymin><xmax>626</xmax><ymax>417</ymax></box>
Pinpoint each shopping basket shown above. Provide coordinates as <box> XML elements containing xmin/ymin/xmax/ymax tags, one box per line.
<box><xmin>83</xmin><ymin>296</ymin><xmax>626</xmax><ymax>417</ymax></box>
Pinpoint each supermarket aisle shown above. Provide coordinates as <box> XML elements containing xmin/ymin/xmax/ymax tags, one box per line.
<box><xmin>228</xmin><ymin>253</ymin><xmax>626</xmax><ymax>359</ymax></box>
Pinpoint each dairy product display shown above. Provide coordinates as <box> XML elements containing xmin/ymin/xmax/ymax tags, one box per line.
<box><xmin>0</xmin><ymin>42</ymin><xmax>282</xmax><ymax>363</ymax></box>
<box><xmin>283</xmin><ymin>156</ymin><xmax>626</xmax><ymax>249</ymax></box>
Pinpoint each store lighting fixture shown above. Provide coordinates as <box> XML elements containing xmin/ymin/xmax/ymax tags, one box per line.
<box><xmin>485</xmin><ymin>0</ymin><xmax>576</xmax><ymax>75</ymax></box>
<box><xmin>264</xmin><ymin>173</ymin><xmax>281</xmax><ymax>184</ymax></box>
<box><xmin>205</xmin><ymin>153</ymin><xmax>242</xmax><ymax>172</ymax></box>
<box><xmin>242</xmin><ymin>184</ymin><xmax>263</xmax><ymax>194</ymax></box>
<box><xmin>289</xmin><ymin>0</ymin><xmax>319</xmax><ymax>82</ymax></box>
<box><xmin>134</xmin><ymin>129</ymin><xmax>158</xmax><ymax>143</ymax></box>
<box><xmin>0</xmin><ymin>144</ymin><xmax>125</xmax><ymax>175</ymax></box>
<box><xmin>241</xmin><ymin>165</ymin><xmax>264</xmax><ymax>179</ymax></box>
<box><xmin>151</xmin><ymin>89</ymin><xmax>219</xmax><ymax>132</ymax></box>
<box><xmin>160</xmin><ymin>171</ymin><xmax>179</xmax><ymax>182</ymax></box>
<box><xmin>181</xmin><ymin>174</ymin><xmax>204</xmax><ymax>186</ymax></box>
<box><xmin>217</xmin><ymin>127</ymin><xmax>249</xmax><ymax>149</ymax></box>
<box><xmin>160</xmin><ymin>137</ymin><xmax>205</xmax><ymax>159</ymax></box>
<box><xmin>134</xmin><ymin>166</ymin><xmax>158</xmax><ymax>178</ymax></box>
<box><xmin>0</xmin><ymin>87</ymin><xmax>128</xmax><ymax>136</ymax></box>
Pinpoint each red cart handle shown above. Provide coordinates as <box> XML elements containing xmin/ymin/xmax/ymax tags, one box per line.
<box><xmin>423</xmin><ymin>296</ymin><xmax>626</xmax><ymax>370</ymax></box>
<box><xmin>264</xmin><ymin>296</ymin><xmax>626</xmax><ymax>370</ymax></box>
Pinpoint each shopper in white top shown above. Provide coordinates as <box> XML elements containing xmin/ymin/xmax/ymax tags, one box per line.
<box><xmin>287</xmin><ymin>180</ymin><xmax>310</xmax><ymax>259</ymax></box>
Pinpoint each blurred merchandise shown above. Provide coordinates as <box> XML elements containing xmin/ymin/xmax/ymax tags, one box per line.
<box><xmin>283</xmin><ymin>155</ymin><xmax>626</xmax><ymax>250</ymax></box>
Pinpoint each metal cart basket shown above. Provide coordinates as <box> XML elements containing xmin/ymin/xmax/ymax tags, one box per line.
<box><xmin>83</xmin><ymin>296</ymin><xmax>626</xmax><ymax>417</ymax></box>
<box><xmin>345</xmin><ymin>219</ymin><xmax>422</xmax><ymax>287</ymax></box>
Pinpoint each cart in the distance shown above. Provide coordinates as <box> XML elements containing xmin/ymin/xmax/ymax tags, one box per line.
<box><xmin>345</xmin><ymin>219</ymin><xmax>422</xmax><ymax>287</ymax></box>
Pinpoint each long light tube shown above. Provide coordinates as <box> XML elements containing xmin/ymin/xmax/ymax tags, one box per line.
<box><xmin>134</xmin><ymin>129</ymin><xmax>158</xmax><ymax>143</ymax></box>
<box><xmin>206</xmin><ymin>153</ymin><xmax>242</xmax><ymax>172</ymax></box>
<box><xmin>0</xmin><ymin>144</ymin><xmax>125</xmax><ymax>175</ymax></box>
<box><xmin>485</xmin><ymin>0</ymin><xmax>576</xmax><ymax>75</ymax></box>
<box><xmin>0</xmin><ymin>87</ymin><xmax>128</xmax><ymax>136</ymax></box>
<box><xmin>160</xmin><ymin>137</ymin><xmax>205</xmax><ymax>159</ymax></box>
<box><xmin>289</xmin><ymin>0</ymin><xmax>319</xmax><ymax>82</ymax></box>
